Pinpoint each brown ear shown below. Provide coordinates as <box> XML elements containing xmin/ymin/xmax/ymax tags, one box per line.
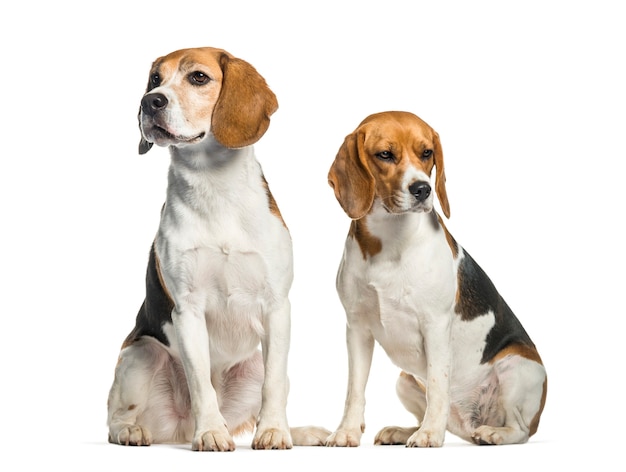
<box><xmin>211</xmin><ymin>54</ymin><xmax>278</xmax><ymax>148</ymax></box>
<box><xmin>328</xmin><ymin>131</ymin><xmax>375</xmax><ymax>219</ymax></box>
<box><xmin>433</xmin><ymin>131</ymin><xmax>450</xmax><ymax>218</ymax></box>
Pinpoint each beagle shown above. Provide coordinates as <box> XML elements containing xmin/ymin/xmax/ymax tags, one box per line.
<box><xmin>325</xmin><ymin>111</ymin><xmax>547</xmax><ymax>447</ymax></box>
<box><xmin>107</xmin><ymin>47</ymin><xmax>328</xmax><ymax>451</ymax></box>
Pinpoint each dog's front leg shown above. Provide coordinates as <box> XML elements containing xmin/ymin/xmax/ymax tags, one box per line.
<box><xmin>407</xmin><ymin>316</ymin><xmax>452</xmax><ymax>448</ymax></box>
<box><xmin>326</xmin><ymin>323</ymin><xmax>375</xmax><ymax>447</ymax></box>
<box><xmin>172</xmin><ymin>306</ymin><xmax>234</xmax><ymax>452</ymax></box>
<box><xmin>252</xmin><ymin>299</ymin><xmax>292</xmax><ymax>449</ymax></box>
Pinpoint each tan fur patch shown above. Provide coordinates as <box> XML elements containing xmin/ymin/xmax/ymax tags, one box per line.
<box><xmin>349</xmin><ymin>219</ymin><xmax>382</xmax><ymax>258</ymax></box>
<box><xmin>261</xmin><ymin>175</ymin><xmax>287</xmax><ymax>228</ymax></box>
<box><xmin>152</xmin><ymin>49</ymin><xmax>224</xmax><ymax>138</ymax></box>
<box><xmin>360</xmin><ymin>115</ymin><xmax>438</xmax><ymax>214</ymax></box>
<box><xmin>490</xmin><ymin>342</ymin><xmax>543</xmax><ymax>365</ymax></box>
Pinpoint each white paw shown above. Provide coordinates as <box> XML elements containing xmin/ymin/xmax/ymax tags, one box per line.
<box><xmin>192</xmin><ymin>429</ymin><xmax>235</xmax><ymax>451</ymax></box>
<box><xmin>406</xmin><ymin>428</ymin><xmax>445</xmax><ymax>447</ymax></box>
<box><xmin>109</xmin><ymin>425</ymin><xmax>152</xmax><ymax>446</ymax></box>
<box><xmin>252</xmin><ymin>427</ymin><xmax>293</xmax><ymax>450</ymax></box>
<box><xmin>374</xmin><ymin>426</ymin><xmax>418</xmax><ymax>445</ymax></box>
<box><xmin>472</xmin><ymin>425</ymin><xmax>504</xmax><ymax>445</ymax></box>
<box><xmin>325</xmin><ymin>428</ymin><xmax>362</xmax><ymax>447</ymax></box>
<box><xmin>290</xmin><ymin>426</ymin><xmax>332</xmax><ymax>446</ymax></box>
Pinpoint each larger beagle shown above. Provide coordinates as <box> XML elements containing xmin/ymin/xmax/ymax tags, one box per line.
<box><xmin>325</xmin><ymin>111</ymin><xmax>547</xmax><ymax>447</ymax></box>
<box><xmin>107</xmin><ymin>47</ymin><xmax>328</xmax><ymax>451</ymax></box>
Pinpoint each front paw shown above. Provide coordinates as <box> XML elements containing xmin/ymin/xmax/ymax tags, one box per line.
<box><xmin>252</xmin><ymin>428</ymin><xmax>293</xmax><ymax>450</ymax></box>
<box><xmin>325</xmin><ymin>428</ymin><xmax>363</xmax><ymax>447</ymax></box>
<box><xmin>192</xmin><ymin>429</ymin><xmax>235</xmax><ymax>451</ymax></box>
<box><xmin>471</xmin><ymin>425</ymin><xmax>504</xmax><ymax>445</ymax></box>
<box><xmin>406</xmin><ymin>428</ymin><xmax>445</xmax><ymax>448</ymax></box>
<box><xmin>109</xmin><ymin>424</ymin><xmax>152</xmax><ymax>446</ymax></box>
<box><xmin>374</xmin><ymin>426</ymin><xmax>418</xmax><ymax>445</ymax></box>
<box><xmin>290</xmin><ymin>426</ymin><xmax>332</xmax><ymax>446</ymax></box>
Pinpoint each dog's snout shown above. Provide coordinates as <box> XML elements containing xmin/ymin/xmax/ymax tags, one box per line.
<box><xmin>409</xmin><ymin>181</ymin><xmax>431</xmax><ymax>202</ymax></box>
<box><xmin>141</xmin><ymin>92</ymin><xmax>168</xmax><ymax>116</ymax></box>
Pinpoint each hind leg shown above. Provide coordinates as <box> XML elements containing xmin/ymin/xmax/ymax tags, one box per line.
<box><xmin>107</xmin><ymin>337</ymin><xmax>190</xmax><ymax>445</ymax></box>
<box><xmin>108</xmin><ymin>338</ymin><xmax>158</xmax><ymax>445</ymax></box>
<box><xmin>218</xmin><ymin>351</ymin><xmax>331</xmax><ymax>446</ymax></box>
<box><xmin>374</xmin><ymin>372</ymin><xmax>425</xmax><ymax>445</ymax></box>
<box><xmin>472</xmin><ymin>355</ymin><xmax>547</xmax><ymax>445</ymax></box>
<box><xmin>217</xmin><ymin>350</ymin><xmax>264</xmax><ymax>438</ymax></box>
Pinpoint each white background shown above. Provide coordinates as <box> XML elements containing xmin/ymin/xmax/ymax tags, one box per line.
<box><xmin>2</xmin><ymin>1</ymin><xmax>624</xmax><ymax>470</ymax></box>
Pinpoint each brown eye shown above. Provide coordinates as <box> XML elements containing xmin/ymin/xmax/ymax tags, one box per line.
<box><xmin>189</xmin><ymin>71</ymin><xmax>210</xmax><ymax>85</ymax></box>
<box><xmin>422</xmin><ymin>149</ymin><xmax>433</xmax><ymax>159</ymax></box>
<box><xmin>376</xmin><ymin>150</ymin><xmax>395</xmax><ymax>162</ymax></box>
<box><xmin>150</xmin><ymin>73</ymin><xmax>161</xmax><ymax>86</ymax></box>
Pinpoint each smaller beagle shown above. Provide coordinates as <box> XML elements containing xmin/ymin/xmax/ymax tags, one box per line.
<box><xmin>325</xmin><ymin>111</ymin><xmax>547</xmax><ymax>447</ymax></box>
<box><xmin>107</xmin><ymin>47</ymin><xmax>328</xmax><ymax>451</ymax></box>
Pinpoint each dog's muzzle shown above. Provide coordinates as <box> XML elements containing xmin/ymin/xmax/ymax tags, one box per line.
<box><xmin>139</xmin><ymin>92</ymin><xmax>205</xmax><ymax>145</ymax></box>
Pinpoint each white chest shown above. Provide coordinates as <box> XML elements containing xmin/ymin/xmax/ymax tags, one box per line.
<box><xmin>337</xmin><ymin>211</ymin><xmax>459</xmax><ymax>376</ymax></box>
<box><xmin>155</xmin><ymin>152</ymin><xmax>293</xmax><ymax>363</ymax></box>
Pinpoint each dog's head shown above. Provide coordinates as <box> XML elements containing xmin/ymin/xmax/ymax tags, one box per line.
<box><xmin>138</xmin><ymin>47</ymin><xmax>278</xmax><ymax>154</ymax></box>
<box><xmin>328</xmin><ymin>111</ymin><xmax>450</xmax><ymax>220</ymax></box>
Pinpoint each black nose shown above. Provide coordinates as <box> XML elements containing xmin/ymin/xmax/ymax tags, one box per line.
<box><xmin>141</xmin><ymin>92</ymin><xmax>168</xmax><ymax>116</ymax></box>
<box><xmin>409</xmin><ymin>181</ymin><xmax>431</xmax><ymax>202</ymax></box>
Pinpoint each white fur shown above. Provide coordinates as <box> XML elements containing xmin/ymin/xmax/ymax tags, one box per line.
<box><xmin>326</xmin><ymin>111</ymin><xmax>546</xmax><ymax>448</ymax></box>
<box><xmin>328</xmin><ymin>201</ymin><xmax>546</xmax><ymax>447</ymax></box>
<box><xmin>158</xmin><ymin>145</ymin><xmax>293</xmax><ymax>451</ymax></box>
<box><xmin>107</xmin><ymin>48</ymin><xmax>329</xmax><ymax>452</ymax></box>
<box><xmin>329</xmin><ymin>201</ymin><xmax>457</xmax><ymax>447</ymax></box>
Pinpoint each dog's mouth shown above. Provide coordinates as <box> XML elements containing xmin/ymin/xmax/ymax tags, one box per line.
<box><xmin>380</xmin><ymin>195</ymin><xmax>432</xmax><ymax>215</ymax></box>
<box><xmin>383</xmin><ymin>205</ymin><xmax>431</xmax><ymax>215</ymax></box>
<box><xmin>152</xmin><ymin>125</ymin><xmax>206</xmax><ymax>144</ymax></box>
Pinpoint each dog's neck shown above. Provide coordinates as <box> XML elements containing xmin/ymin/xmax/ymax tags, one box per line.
<box><xmin>168</xmin><ymin>136</ymin><xmax>249</xmax><ymax>171</ymax></box>
<box><xmin>165</xmin><ymin>137</ymin><xmax>261</xmax><ymax>210</ymax></box>
<box><xmin>357</xmin><ymin>200</ymin><xmax>441</xmax><ymax>257</ymax></box>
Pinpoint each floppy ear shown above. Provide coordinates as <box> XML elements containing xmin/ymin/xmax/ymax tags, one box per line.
<box><xmin>433</xmin><ymin>131</ymin><xmax>450</xmax><ymax>218</ymax></box>
<box><xmin>328</xmin><ymin>131</ymin><xmax>375</xmax><ymax>219</ymax></box>
<box><xmin>138</xmin><ymin>70</ymin><xmax>156</xmax><ymax>155</ymax></box>
<box><xmin>138</xmin><ymin>109</ymin><xmax>153</xmax><ymax>154</ymax></box>
<box><xmin>211</xmin><ymin>54</ymin><xmax>278</xmax><ymax>148</ymax></box>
